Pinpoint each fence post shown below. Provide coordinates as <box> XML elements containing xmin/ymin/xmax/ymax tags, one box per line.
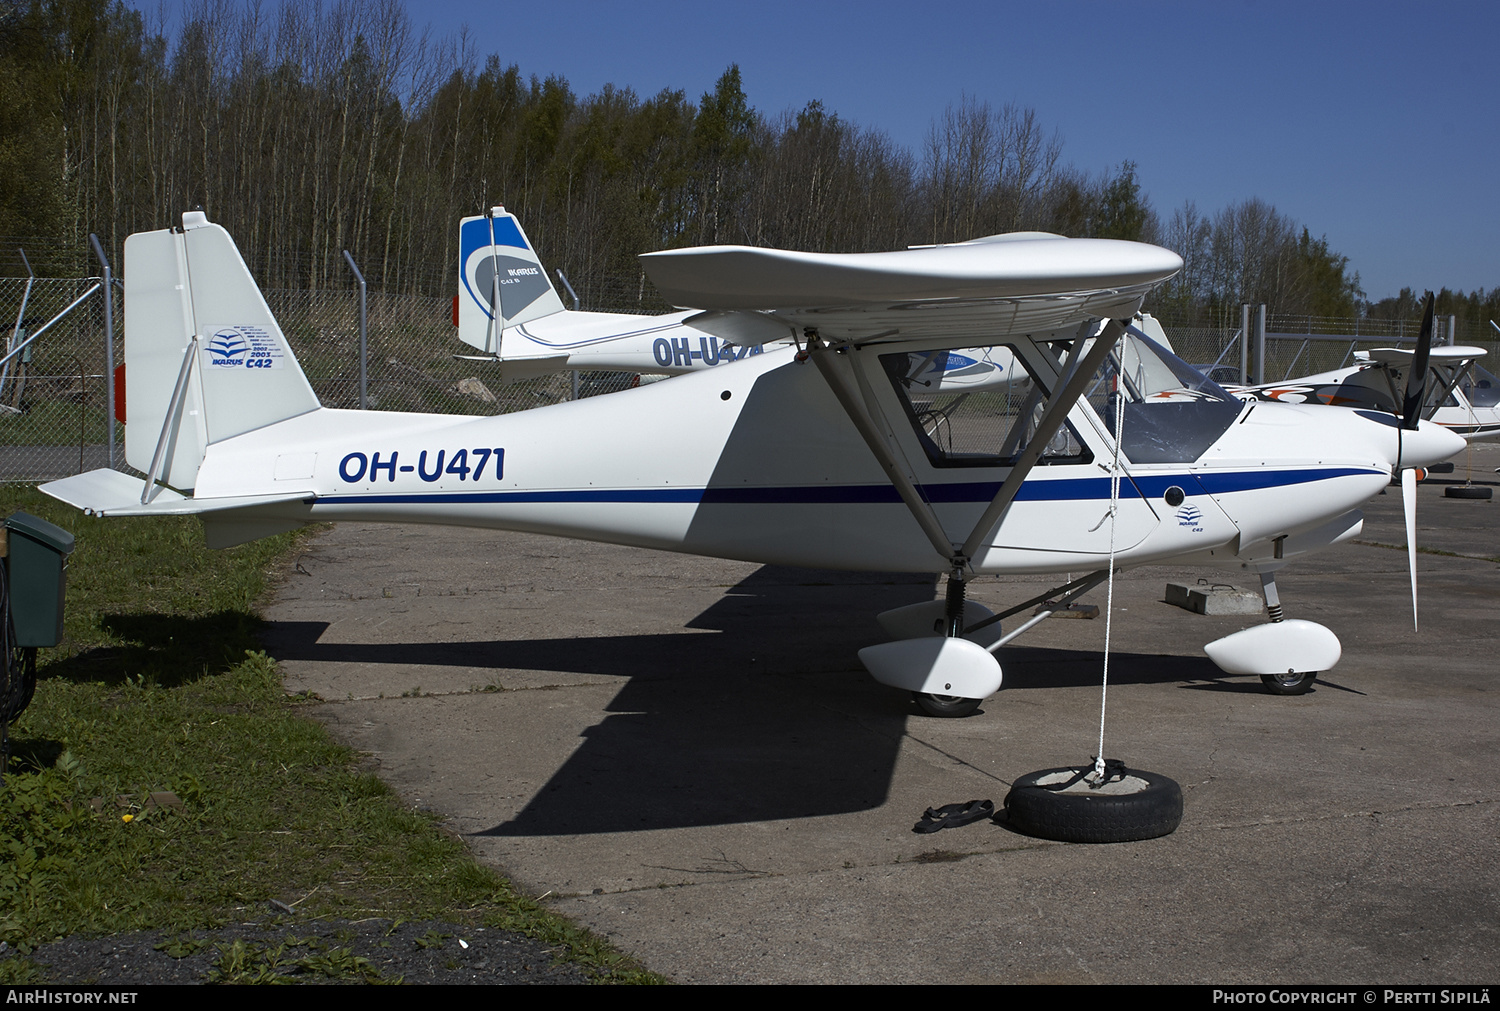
<box><xmin>1240</xmin><ymin>304</ymin><xmax>1250</xmax><ymax>383</ymax></box>
<box><xmin>1255</xmin><ymin>305</ymin><xmax>1267</xmax><ymax>385</ymax></box>
<box><xmin>342</xmin><ymin>250</ymin><xmax>367</xmax><ymax>410</ymax></box>
<box><xmin>1448</xmin><ymin>315</ymin><xmax>1456</xmax><ymax>347</ymax></box>
<box><xmin>89</xmin><ymin>235</ymin><xmax>116</xmax><ymax>469</ymax></box>
<box><xmin>1</xmin><ymin>249</ymin><xmax>35</xmax><ymax>409</ymax></box>
<box><xmin>557</xmin><ymin>269</ymin><xmax>581</xmax><ymax>401</ymax></box>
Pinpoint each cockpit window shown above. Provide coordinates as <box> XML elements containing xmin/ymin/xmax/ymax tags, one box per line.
<box><xmin>880</xmin><ymin>345</ymin><xmax>1093</xmax><ymax>468</ymax></box>
<box><xmin>1082</xmin><ymin>331</ymin><xmax>1242</xmax><ymax>464</ymax></box>
<box><xmin>1462</xmin><ymin>364</ymin><xmax>1500</xmax><ymax>408</ymax></box>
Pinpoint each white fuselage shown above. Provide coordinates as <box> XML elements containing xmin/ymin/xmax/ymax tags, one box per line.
<box><xmin>194</xmin><ymin>343</ymin><xmax>1437</xmax><ymax>576</ymax></box>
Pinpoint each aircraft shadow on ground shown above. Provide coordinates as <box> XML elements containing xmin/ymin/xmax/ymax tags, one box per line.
<box><xmin>42</xmin><ymin>609</ymin><xmax>266</xmax><ymax>687</ymax></box>
<box><xmin>263</xmin><ymin>565</ymin><xmax>1229</xmax><ymax>834</ymax></box>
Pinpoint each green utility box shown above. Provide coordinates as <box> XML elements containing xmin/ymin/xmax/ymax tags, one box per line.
<box><xmin>4</xmin><ymin>512</ymin><xmax>74</xmax><ymax>648</ymax></box>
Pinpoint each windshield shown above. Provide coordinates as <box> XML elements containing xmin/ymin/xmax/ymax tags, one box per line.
<box><xmin>1081</xmin><ymin>331</ymin><xmax>1242</xmax><ymax>464</ymax></box>
<box><xmin>1110</xmin><ymin>331</ymin><xmax>1234</xmax><ymax>402</ymax></box>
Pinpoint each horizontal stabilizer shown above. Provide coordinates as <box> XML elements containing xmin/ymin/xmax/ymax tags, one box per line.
<box><xmin>40</xmin><ymin>468</ymin><xmax>313</xmax><ymax>518</ymax></box>
<box><xmin>452</xmin><ymin>352</ymin><xmax>571</xmax><ymax>384</ymax></box>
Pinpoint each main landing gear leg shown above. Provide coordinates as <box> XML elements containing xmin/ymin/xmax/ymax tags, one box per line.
<box><xmin>944</xmin><ymin>565</ymin><xmax>966</xmax><ymax>638</ymax></box>
<box><xmin>912</xmin><ymin>568</ymin><xmax>983</xmax><ymax>718</ymax></box>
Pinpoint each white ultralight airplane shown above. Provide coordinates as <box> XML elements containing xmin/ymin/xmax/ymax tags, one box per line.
<box><xmin>1228</xmin><ymin>339</ymin><xmax>1500</xmax><ymax>443</ymax></box>
<box><xmin>41</xmin><ymin>211</ymin><xmax>1464</xmax><ymax>714</ymax></box>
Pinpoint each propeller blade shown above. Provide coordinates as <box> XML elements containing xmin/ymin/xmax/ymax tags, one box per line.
<box><xmin>1402</xmin><ymin>467</ymin><xmax>1419</xmax><ymax>630</ymax></box>
<box><xmin>1401</xmin><ymin>292</ymin><xmax>1436</xmax><ymax>429</ymax></box>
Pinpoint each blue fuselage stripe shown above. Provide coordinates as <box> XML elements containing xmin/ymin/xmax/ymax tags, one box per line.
<box><xmin>316</xmin><ymin>467</ymin><xmax>1383</xmax><ymax>508</ymax></box>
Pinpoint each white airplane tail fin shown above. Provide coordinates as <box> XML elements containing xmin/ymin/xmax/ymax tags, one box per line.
<box><xmin>123</xmin><ymin>211</ymin><xmax>320</xmax><ymax>491</ymax></box>
<box><xmin>1134</xmin><ymin>312</ymin><xmax>1173</xmax><ymax>353</ymax></box>
<box><xmin>456</xmin><ymin>207</ymin><xmax>566</xmax><ymax>354</ymax></box>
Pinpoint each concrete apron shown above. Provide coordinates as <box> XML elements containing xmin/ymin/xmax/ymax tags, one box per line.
<box><xmin>263</xmin><ymin>450</ymin><xmax>1500</xmax><ymax>984</ymax></box>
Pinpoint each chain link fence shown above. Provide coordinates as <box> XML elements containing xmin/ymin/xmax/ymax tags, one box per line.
<box><xmin>0</xmin><ymin>273</ymin><xmax>648</xmax><ymax>482</ymax></box>
<box><xmin>3</xmin><ymin>272</ymin><xmax>1495</xmax><ymax>483</ymax></box>
<box><xmin>1150</xmin><ymin>308</ymin><xmax>1500</xmax><ymax>387</ymax></box>
<box><xmin>1256</xmin><ymin>313</ymin><xmax>1498</xmax><ymax>386</ymax></box>
<box><xmin>0</xmin><ymin>277</ymin><xmax>117</xmax><ymax>482</ymax></box>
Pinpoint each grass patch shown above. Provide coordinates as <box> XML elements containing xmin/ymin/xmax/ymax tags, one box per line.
<box><xmin>0</xmin><ymin>487</ymin><xmax>661</xmax><ymax>983</ymax></box>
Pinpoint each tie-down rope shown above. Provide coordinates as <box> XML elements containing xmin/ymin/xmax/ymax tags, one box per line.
<box><xmin>1092</xmin><ymin>378</ymin><xmax>1127</xmax><ymax>783</ymax></box>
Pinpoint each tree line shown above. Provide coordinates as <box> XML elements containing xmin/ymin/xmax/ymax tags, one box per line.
<box><xmin>1</xmin><ymin>0</ymin><xmax>1491</xmax><ymax>329</ymax></box>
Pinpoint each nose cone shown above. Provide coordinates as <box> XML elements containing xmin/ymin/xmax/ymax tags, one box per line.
<box><xmin>1348</xmin><ymin>410</ymin><xmax>1466</xmax><ymax>470</ymax></box>
<box><xmin>1397</xmin><ymin>418</ymin><xmax>1467</xmax><ymax>470</ymax></box>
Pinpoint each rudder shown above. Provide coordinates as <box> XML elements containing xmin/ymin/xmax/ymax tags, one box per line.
<box><xmin>124</xmin><ymin>210</ymin><xmax>320</xmax><ymax>491</ymax></box>
<box><xmin>456</xmin><ymin>207</ymin><xmax>565</xmax><ymax>354</ymax></box>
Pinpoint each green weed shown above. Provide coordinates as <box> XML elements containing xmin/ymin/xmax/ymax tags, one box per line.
<box><xmin>0</xmin><ymin>487</ymin><xmax>663</xmax><ymax>983</ymax></box>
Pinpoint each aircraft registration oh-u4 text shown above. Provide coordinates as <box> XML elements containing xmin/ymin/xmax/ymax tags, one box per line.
<box><xmin>336</xmin><ymin>448</ymin><xmax>505</xmax><ymax>485</ymax></box>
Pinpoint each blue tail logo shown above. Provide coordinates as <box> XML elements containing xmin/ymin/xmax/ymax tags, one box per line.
<box><xmin>207</xmin><ymin>329</ymin><xmax>249</xmax><ymax>366</ymax></box>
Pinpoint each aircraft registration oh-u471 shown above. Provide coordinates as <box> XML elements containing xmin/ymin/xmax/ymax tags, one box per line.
<box><xmin>41</xmin><ymin>211</ymin><xmax>1464</xmax><ymax>714</ymax></box>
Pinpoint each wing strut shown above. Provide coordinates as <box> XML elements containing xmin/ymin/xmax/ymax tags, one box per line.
<box><xmin>957</xmin><ymin>319</ymin><xmax>1126</xmax><ymax>560</ymax></box>
<box><xmin>1422</xmin><ymin>359</ymin><xmax>1474</xmax><ymax>422</ymax></box>
<box><xmin>808</xmin><ymin>318</ymin><xmax>1126</xmax><ymax>570</ymax></box>
<box><xmin>808</xmin><ymin>335</ymin><xmax>956</xmax><ymax>564</ymax></box>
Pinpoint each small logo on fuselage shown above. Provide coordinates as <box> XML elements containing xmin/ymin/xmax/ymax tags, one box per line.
<box><xmin>1175</xmin><ymin>504</ymin><xmax>1203</xmax><ymax>530</ymax></box>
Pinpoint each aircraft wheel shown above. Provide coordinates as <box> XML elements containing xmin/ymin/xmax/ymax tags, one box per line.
<box><xmin>912</xmin><ymin>692</ymin><xmax>981</xmax><ymax>718</ymax></box>
<box><xmin>1259</xmin><ymin>670</ymin><xmax>1316</xmax><ymax>695</ymax></box>
<box><xmin>1004</xmin><ymin>764</ymin><xmax>1183</xmax><ymax>843</ymax></box>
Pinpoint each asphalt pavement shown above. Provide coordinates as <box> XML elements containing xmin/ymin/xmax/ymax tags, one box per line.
<box><xmin>262</xmin><ymin>442</ymin><xmax>1500</xmax><ymax>984</ymax></box>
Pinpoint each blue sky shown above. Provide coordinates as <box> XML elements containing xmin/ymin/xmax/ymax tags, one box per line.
<box><xmin>139</xmin><ymin>0</ymin><xmax>1499</xmax><ymax>302</ymax></box>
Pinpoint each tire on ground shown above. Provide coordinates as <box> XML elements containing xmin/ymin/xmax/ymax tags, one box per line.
<box><xmin>911</xmin><ymin>692</ymin><xmax>981</xmax><ymax>718</ymax></box>
<box><xmin>1004</xmin><ymin>765</ymin><xmax>1183</xmax><ymax>843</ymax></box>
<box><xmin>1260</xmin><ymin>670</ymin><xmax>1316</xmax><ymax>695</ymax></box>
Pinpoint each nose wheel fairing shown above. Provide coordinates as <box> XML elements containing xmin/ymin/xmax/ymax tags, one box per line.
<box><xmin>1202</xmin><ymin>619</ymin><xmax>1341</xmax><ymax>678</ymax></box>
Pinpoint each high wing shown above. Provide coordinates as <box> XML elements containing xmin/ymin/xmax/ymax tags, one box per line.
<box><xmin>455</xmin><ymin>210</ymin><xmax>1165</xmax><ymax>393</ymax></box>
<box><xmin>639</xmin><ymin>232</ymin><xmax>1182</xmax><ymax>340</ymax></box>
